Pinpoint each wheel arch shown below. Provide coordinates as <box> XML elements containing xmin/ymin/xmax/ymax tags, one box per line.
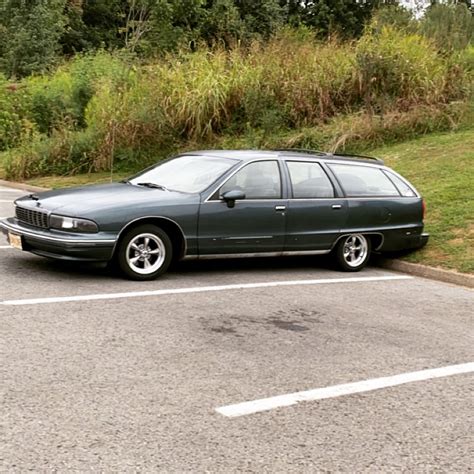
<box><xmin>331</xmin><ymin>232</ymin><xmax>384</xmax><ymax>252</ymax></box>
<box><xmin>112</xmin><ymin>216</ymin><xmax>187</xmax><ymax>261</ymax></box>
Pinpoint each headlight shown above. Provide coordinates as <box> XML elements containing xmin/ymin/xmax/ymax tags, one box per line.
<box><xmin>49</xmin><ymin>215</ymin><xmax>99</xmax><ymax>233</ymax></box>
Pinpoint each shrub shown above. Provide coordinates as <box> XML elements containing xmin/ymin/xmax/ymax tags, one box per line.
<box><xmin>2</xmin><ymin>28</ymin><xmax>472</xmax><ymax>179</ymax></box>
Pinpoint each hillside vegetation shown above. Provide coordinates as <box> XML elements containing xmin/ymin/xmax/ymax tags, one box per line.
<box><xmin>0</xmin><ymin>27</ymin><xmax>472</xmax><ymax>180</ymax></box>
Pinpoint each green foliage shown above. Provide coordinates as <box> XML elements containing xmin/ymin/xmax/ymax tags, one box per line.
<box><xmin>0</xmin><ymin>0</ymin><xmax>66</xmax><ymax>78</ymax></box>
<box><xmin>356</xmin><ymin>27</ymin><xmax>450</xmax><ymax>113</ymax></box>
<box><xmin>420</xmin><ymin>2</ymin><xmax>473</xmax><ymax>52</ymax></box>
<box><xmin>3</xmin><ymin>127</ymin><xmax>99</xmax><ymax>179</ymax></box>
<box><xmin>370</xmin><ymin>4</ymin><xmax>417</xmax><ymax>33</ymax></box>
<box><xmin>1</xmin><ymin>27</ymin><xmax>472</xmax><ymax>180</ymax></box>
<box><xmin>286</xmin><ymin>0</ymin><xmax>383</xmax><ymax>39</ymax></box>
<box><xmin>0</xmin><ymin>75</ymin><xmax>35</xmax><ymax>150</ymax></box>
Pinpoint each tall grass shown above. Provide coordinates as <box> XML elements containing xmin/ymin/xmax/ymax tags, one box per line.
<box><xmin>2</xmin><ymin>27</ymin><xmax>472</xmax><ymax>179</ymax></box>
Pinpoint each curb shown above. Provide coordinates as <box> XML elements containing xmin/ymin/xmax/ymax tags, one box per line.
<box><xmin>0</xmin><ymin>179</ymin><xmax>50</xmax><ymax>193</ymax></box>
<box><xmin>376</xmin><ymin>257</ymin><xmax>474</xmax><ymax>289</ymax></box>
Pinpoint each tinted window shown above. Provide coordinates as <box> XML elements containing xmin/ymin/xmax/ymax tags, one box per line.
<box><xmin>287</xmin><ymin>161</ymin><xmax>334</xmax><ymax>198</ymax></box>
<box><xmin>220</xmin><ymin>161</ymin><xmax>281</xmax><ymax>199</ymax></box>
<box><xmin>329</xmin><ymin>164</ymin><xmax>399</xmax><ymax>197</ymax></box>
<box><xmin>384</xmin><ymin>171</ymin><xmax>416</xmax><ymax>197</ymax></box>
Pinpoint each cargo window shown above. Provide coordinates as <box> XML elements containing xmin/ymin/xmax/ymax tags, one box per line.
<box><xmin>329</xmin><ymin>164</ymin><xmax>400</xmax><ymax>197</ymax></box>
<box><xmin>287</xmin><ymin>161</ymin><xmax>335</xmax><ymax>198</ymax></box>
<box><xmin>383</xmin><ymin>171</ymin><xmax>416</xmax><ymax>197</ymax></box>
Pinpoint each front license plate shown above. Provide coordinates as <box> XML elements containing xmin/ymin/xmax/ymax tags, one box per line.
<box><xmin>8</xmin><ymin>232</ymin><xmax>23</xmax><ymax>250</ymax></box>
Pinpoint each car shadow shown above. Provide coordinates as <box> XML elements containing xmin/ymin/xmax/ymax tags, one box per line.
<box><xmin>5</xmin><ymin>251</ymin><xmax>384</xmax><ymax>281</ymax></box>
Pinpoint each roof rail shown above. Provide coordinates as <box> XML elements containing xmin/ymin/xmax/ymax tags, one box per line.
<box><xmin>332</xmin><ymin>152</ymin><xmax>384</xmax><ymax>164</ymax></box>
<box><xmin>272</xmin><ymin>148</ymin><xmax>330</xmax><ymax>156</ymax></box>
<box><xmin>273</xmin><ymin>148</ymin><xmax>384</xmax><ymax>164</ymax></box>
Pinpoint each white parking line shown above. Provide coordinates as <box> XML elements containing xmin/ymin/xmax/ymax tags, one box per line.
<box><xmin>216</xmin><ymin>362</ymin><xmax>474</xmax><ymax>417</ymax></box>
<box><xmin>0</xmin><ymin>275</ymin><xmax>411</xmax><ymax>306</ymax></box>
<box><xmin>0</xmin><ymin>245</ymin><xmax>11</xmax><ymax>249</ymax></box>
<box><xmin>0</xmin><ymin>200</ymin><xmax>14</xmax><ymax>203</ymax></box>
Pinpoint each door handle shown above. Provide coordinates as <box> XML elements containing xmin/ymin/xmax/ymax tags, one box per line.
<box><xmin>332</xmin><ymin>204</ymin><xmax>342</xmax><ymax>210</ymax></box>
<box><xmin>275</xmin><ymin>205</ymin><xmax>286</xmax><ymax>211</ymax></box>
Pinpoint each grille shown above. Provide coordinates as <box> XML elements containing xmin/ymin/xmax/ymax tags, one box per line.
<box><xmin>16</xmin><ymin>206</ymin><xmax>49</xmax><ymax>229</ymax></box>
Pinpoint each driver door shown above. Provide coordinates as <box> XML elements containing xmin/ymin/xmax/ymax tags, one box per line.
<box><xmin>198</xmin><ymin>160</ymin><xmax>287</xmax><ymax>255</ymax></box>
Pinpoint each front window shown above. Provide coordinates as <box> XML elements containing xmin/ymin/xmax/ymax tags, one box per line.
<box><xmin>220</xmin><ymin>161</ymin><xmax>282</xmax><ymax>199</ymax></box>
<box><xmin>129</xmin><ymin>155</ymin><xmax>238</xmax><ymax>193</ymax></box>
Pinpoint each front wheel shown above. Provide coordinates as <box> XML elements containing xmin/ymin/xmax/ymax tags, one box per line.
<box><xmin>335</xmin><ymin>234</ymin><xmax>371</xmax><ymax>272</ymax></box>
<box><xmin>116</xmin><ymin>225</ymin><xmax>172</xmax><ymax>280</ymax></box>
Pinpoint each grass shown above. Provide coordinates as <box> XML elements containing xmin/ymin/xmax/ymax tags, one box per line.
<box><xmin>369</xmin><ymin>128</ymin><xmax>474</xmax><ymax>273</ymax></box>
<box><xmin>1</xmin><ymin>127</ymin><xmax>472</xmax><ymax>274</ymax></box>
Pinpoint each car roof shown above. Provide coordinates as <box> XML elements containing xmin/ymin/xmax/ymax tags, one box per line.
<box><xmin>187</xmin><ymin>149</ymin><xmax>384</xmax><ymax>165</ymax></box>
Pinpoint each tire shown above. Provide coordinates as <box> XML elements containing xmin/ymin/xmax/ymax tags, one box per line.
<box><xmin>335</xmin><ymin>234</ymin><xmax>371</xmax><ymax>272</ymax></box>
<box><xmin>116</xmin><ymin>224</ymin><xmax>172</xmax><ymax>280</ymax></box>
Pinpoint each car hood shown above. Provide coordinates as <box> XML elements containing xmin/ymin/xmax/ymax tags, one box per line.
<box><xmin>15</xmin><ymin>182</ymin><xmax>197</xmax><ymax>216</ymax></box>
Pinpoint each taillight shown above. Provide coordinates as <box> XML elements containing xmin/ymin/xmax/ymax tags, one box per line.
<box><xmin>422</xmin><ymin>199</ymin><xmax>426</xmax><ymax>220</ymax></box>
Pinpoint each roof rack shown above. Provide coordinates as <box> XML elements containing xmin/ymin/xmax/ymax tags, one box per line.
<box><xmin>332</xmin><ymin>152</ymin><xmax>384</xmax><ymax>164</ymax></box>
<box><xmin>272</xmin><ymin>148</ymin><xmax>330</xmax><ymax>156</ymax></box>
<box><xmin>273</xmin><ymin>148</ymin><xmax>384</xmax><ymax>164</ymax></box>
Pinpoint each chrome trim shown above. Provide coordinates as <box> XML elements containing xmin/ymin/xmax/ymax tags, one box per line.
<box><xmin>275</xmin><ymin>206</ymin><xmax>286</xmax><ymax>211</ymax></box>
<box><xmin>182</xmin><ymin>249</ymin><xmax>331</xmax><ymax>260</ymax></box>
<box><xmin>0</xmin><ymin>220</ymin><xmax>116</xmax><ymax>244</ymax></box>
<box><xmin>221</xmin><ymin>235</ymin><xmax>273</xmax><ymax>240</ymax></box>
<box><xmin>332</xmin><ymin>204</ymin><xmax>342</xmax><ymax>209</ymax></box>
<box><xmin>112</xmin><ymin>215</ymin><xmax>188</xmax><ymax>258</ymax></box>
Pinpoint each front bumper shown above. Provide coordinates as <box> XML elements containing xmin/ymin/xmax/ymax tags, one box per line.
<box><xmin>0</xmin><ymin>218</ymin><xmax>117</xmax><ymax>261</ymax></box>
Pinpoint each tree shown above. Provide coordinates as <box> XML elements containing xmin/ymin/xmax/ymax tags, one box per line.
<box><xmin>370</xmin><ymin>3</ymin><xmax>417</xmax><ymax>33</ymax></box>
<box><xmin>421</xmin><ymin>1</ymin><xmax>473</xmax><ymax>51</ymax></box>
<box><xmin>0</xmin><ymin>0</ymin><xmax>67</xmax><ymax>78</ymax></box>
<box><xmin>279</xmin><ymin>0</ymin><xmax>391</xmax><ymax>39</ymax></box>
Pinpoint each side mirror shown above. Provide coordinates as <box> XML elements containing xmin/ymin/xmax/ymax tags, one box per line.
<box><xmin>221</xmin><ymin>189</ymin><xmax>245</xmax><ymax>208</ymax></box>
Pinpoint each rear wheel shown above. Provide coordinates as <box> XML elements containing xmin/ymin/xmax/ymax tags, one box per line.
<box><xmin>116</xmin><ymin>225</ymin><xmax>172</xmax><ymax>280</ymax></box>
<box><xmin>335</xmin><ymin>234</ymin><xmax>370</xmax><ymax>272</ymax></box>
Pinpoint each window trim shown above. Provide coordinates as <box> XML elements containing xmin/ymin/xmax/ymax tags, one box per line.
<box><xmin>206</xmin><ymin>159</ymin><xmax>284</xmax><ymax>202</ymax></box>
<box><xmin>285</xmin><ymin>160</ymin><xmax>336</xmax><ymax>199</ymax></box>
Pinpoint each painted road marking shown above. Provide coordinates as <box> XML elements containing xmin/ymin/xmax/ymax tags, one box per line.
<box><xmin>0</xmin><ymin>245</ymin><xmax>12</xmax><ymax>249</ymax></box>
<box><xmin>216</xmin><ymin>362</ymin><xmax>474</xmax><ymax>418</ymax></box>
<box><xmin>0</xmin><ymin>275</ymin><xmax>411</xmax><ymax>306</ymax></box>
<box><xmin>0</xmin><ymin>200</ymin><xmax>15</xmax><ymax>203</ymax></box>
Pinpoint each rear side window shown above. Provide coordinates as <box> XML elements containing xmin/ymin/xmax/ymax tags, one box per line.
<box><xmin>287</xmin><ymin>161</ymin><xmax>335</xmax><ymax>198</ymax></box>
<box><xmin>329</xmin><ymin>164</ymin><xmax>400</xmax><ymax>197</ymax></box>
<box><xmin>384</xmin><ymin>171</ymin><xmax>416</xmax><ymax>197</ymax></box>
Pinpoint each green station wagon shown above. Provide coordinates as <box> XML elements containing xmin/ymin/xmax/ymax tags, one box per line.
<box><xmin>0</xmin><ymin>150</ymin><xmax>428</xmax><ymax>280</ymax></box>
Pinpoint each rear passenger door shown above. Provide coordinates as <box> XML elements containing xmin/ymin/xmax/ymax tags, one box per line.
<box><xmin>284</xmin><ymin>160</ymin><xmax>349</xmax><ymax>251</ymax></box>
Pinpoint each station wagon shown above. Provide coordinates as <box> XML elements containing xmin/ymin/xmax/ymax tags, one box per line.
<box><xmin>0</xmin><ymin>149</ymin><xmax>429</xmax><ymax>280</ymax></box>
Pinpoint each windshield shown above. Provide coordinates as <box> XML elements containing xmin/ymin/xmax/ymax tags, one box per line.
<box><xmin>129</xmin><ymin>155</ymin><xmax>238</xmax><ymax>193</ymax></box>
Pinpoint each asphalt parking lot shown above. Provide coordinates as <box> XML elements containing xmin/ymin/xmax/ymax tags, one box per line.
<box><xmin>1</xmin><ymin>184</ymin><xmax>473</xmax><ymax>472</ymax></box>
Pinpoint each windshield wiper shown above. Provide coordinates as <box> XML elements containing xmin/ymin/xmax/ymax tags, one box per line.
<box><xmin>136</xmin><ymin>182</ymin><xmax>169</xmax><ymax>191</ymax></box>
